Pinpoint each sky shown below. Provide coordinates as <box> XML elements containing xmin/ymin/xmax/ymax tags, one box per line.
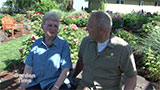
<box><xmin>73</xmin><ymin>0</ymin><xmax>88</xmax><ymax>11</ymax></box>
<box><xmin>0</xmin><ymin>0</ymin><xmax>88</xmax><ymax>11</ymax></box>
<box><xmin>0</xmin><ymin>0</ymin><xmax>6</xmax><ymax>8</ymax></box>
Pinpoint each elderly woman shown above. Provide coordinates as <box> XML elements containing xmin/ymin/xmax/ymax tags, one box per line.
<box><xmin>20</xmin><ymin>11</ymin><xmax>72</xmax><ymax>90</ymax></box>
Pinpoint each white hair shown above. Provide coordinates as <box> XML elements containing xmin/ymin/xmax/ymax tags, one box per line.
<box><xmin>42</xmin><ymin>11</ymin><xmax>60</xmax><ymax>25</ymax></box>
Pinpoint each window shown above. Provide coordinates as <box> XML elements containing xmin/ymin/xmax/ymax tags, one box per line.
<box><xmin>139</xmin><ymin>1</ymin><xmax>144</xmax><ymax>6</ymax></box>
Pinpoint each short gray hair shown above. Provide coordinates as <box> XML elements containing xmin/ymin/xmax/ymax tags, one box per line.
<box><xmin>91</xmin><ymin>11</ymin><xmax>112</xmax><ymax>32</ymax></box>
<box><xmin>42</xmin><ymin>11</ymin><xmax>60</xmax><ymax>25</ymax></box>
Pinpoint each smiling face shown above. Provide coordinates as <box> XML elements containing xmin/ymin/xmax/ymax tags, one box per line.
<box><xmin>42</xmin><ymin>20</ymin><xmax>59</xmax><ymax>39</ymax></box>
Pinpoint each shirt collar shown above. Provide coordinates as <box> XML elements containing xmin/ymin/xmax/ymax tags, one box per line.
<box><xmin>88</xmin><ymin>34</ymin><xmax>115</xmax><ymax>48</ymax></box>
<box><xmin>107</xmin><ymin>34</ymin><xmax>115</xmax><ymax>48</ymax></box>
<box><xmin>41</xmin><ymin>35</ymin><xmax>59</xmax><ymax>47</ymax></box>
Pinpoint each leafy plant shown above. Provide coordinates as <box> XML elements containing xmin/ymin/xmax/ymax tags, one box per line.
<box><xmin>114</xmin><ymin>29</ymin><xmax>140</xmax><ymax>50</ymax></box>
<box><xmin>58</xmin><ymin>24</ymin><xmax>87</xmax><ymax>63</ymax></box>
<box><xmin>138</xmin><ymin>20</ymin><xmax>160</xmax><ymax>38</ymax></box>
<box><xmin>31</xmin><ymin>13</ymin><xmax>43</xmax><ymax>21</ymax></box>
<box><xmin>110</xmin><ymin>13</ymin><xmax>123</xmax><ymax>31</ymax></box>
<box><xmin>142</xmin><ymin>48</ymin><xmax>160</xmax><ymax>81</ymax></box>
<box><xmin>54</xmin><ymin>0</ymin><xmax>73</xmax><ymax>11</ymax></box>
<box><xmin>62</xmin><ymin>11</ymin><xmax>89</xmax><ymax>27</ymax></box>
<box><xmin>123</xmin><ymin>13</ymin><xmax>150</xmax><ymax>33</ymax></box>
<box><xmin>135</xmin><ymin>29</ymin><xmax>160</xmax><ymax>81</ymax></box>
<box><xmin>35</xmin><ymin>0</ymin><xmax>59</xmax><ymax>14</ymax></box>
<box><xmin>136</xmin><ymin>29</ymin><xmax>160</xmax><ymax>55</ymax></box>
<box><xmin>21</xmin><ymin>21</ymin><xmax>87</xmax><ymax>63</ymax></box>
<box><xmin>50</xmin><ymin>9</ymin><xmax>70</xmax><ymax>20</ymax></box>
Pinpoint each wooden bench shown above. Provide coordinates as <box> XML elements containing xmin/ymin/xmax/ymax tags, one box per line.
<box><xmin>1</xmin><ymin>16</ymin><xmax>23</xmax><ymax>38</ymax></box>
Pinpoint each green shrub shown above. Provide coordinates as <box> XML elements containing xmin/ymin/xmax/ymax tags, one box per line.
<box><xmin>50</xmin><ymin>9</ymin><xmax>70</xmax><ymax>20</ymax></box>
<box><xmin>135</xmin><ymin>29</ymin><xmax>160</xmax><ymax>81</ymax></box>
<box><xmin>123</xmin><ymin>13</ymin><xmax>150</xmax><ymax>33</ymax></box>
<box><xmin>136</xmin><ymin>29</ymin><xmax>160</xmax><ymax>56</ymax></box>
<box><xmin>114</xmin><ymin>29</ymin><xmax>140</xmax><ymax>50</ymax></box>
<box><xmin>31</xmin><ymin>13</ymin><xmax>43</xmax><ymax>21</ymax></box>
<box><xmin>54</xmin><ymin>0</ymin><xmax>73</xmax><ymax>11</ymax></box>
<box><xmin>142</xmin><ymin>48</ymin><xmax>160</xmax><ymax>81</ymax></box>
<box><xmin>21</xmin><ymin>21</ymin><xmax>87</xmax><ymax>63</ymax></box>
<box><xmin>58</xmin><ymin>24</ymin><xmax>87</xmax><ymax>63</ymax></box>
<box><xmin>110</xmin><ymin>13</ymin><xmax>123</xmax><ymax>31</ymax></box>
<box><xmin>35</xmin><ymin>0</ymin><xmax>59</xmax><ymax>14</ymax></box>
<box><xmin>62</xmin><ymin>11</ymin><xmax>89</xmax><ymax>27</ymax></box>
<box><xmin>138</xmin><ymin>20</ymin><xmax>160</xmax><ymax>38</ymax></box>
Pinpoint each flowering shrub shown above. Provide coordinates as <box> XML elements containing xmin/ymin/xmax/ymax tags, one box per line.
<box><xmin>142</xmin><ymin>48</ymin><xmax>160</xmax><ymax>82</ymax></box>
<box><xmin>33</xmin><ymin>11</ymin><xmax>43</xmax><ymax>15</ymax></box>
<box><xmin>62</xmin><ymin>11</ymin><xmax>90</xmax><ymax>27</ymax></box>
<box><xmin>114</xmin><ymin>29</ymin><xmax>140</xmax><ymax>50</ymax></box>
<box><xmin>122</xmin><ymin>13</ymin><xmax>150</xmax><ymax>33</ymax></box>
<box><xmin>110</xmin><ymin>13</ymin><xmax>123</xmax><ymax>32</ymax></box>
<box><xmin>35</xmin><ymin>0</ymin><xmax>59</xmax><ymax>14</ymax></box>
<box><xmin>16</xmin><ymin>17</ymin><xmax>24</xmax><ymax>23</ymax></box>
<box><xmin>135</xmin><ymin>29</ymin><xmax>160</xmax><ymax>81</ymax></box>
<box><xmin>138</xmin><ymin>20</ymin><xmax>160</xmax><ymax>38</ymax></box>
<box><xmin>31</xmin><ymin>11</ymin><xmax>43</xmax><ymax>21</ymax></box>
<box><xmin>21</xmin><ymin>21</ymin><xmax>87</xmax><ymax>63</ymax></box>
<box><xmin>58</xmin><ymin>24</ymin><xmax>87</xmax><ymax>63</ymax></box>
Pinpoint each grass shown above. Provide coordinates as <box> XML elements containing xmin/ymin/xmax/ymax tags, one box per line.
<box><xmin>0</xmin><ymin>34</ymin><xmax>32</xmax><ymax>72</ymax></box>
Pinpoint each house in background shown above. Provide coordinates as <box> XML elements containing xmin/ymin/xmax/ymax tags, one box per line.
<box><xmin>105</xmin><ymin>0</ymin><xmax>160</xmax><ymax>13</ymax></box>
<box><xmin>107</xmin><ymin>0</ymin><xmax>160</xmax><ymax>6</ymax></box>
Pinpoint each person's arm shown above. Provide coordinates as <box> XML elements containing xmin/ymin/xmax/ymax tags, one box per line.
<box><xmin>51</xmin><ymin>68</ymin><xmax>70</xmax><ymax>90</ymax></box>
<box><xmin>72</xmin><ymin>58</ymin><xmax>84</xmax><ymax>79</ymax></box>
<box><xmin>124</xmin><ymin>75</ymin><xmax>137</xmax><ymax>90</ymax></box>
<box><xmin>19</xmin><ymin>65</ymin><xmax>32</xmax><ymax>90</ymax></box>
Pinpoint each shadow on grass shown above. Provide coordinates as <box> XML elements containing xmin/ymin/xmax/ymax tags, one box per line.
<box><xmin>2</xmin><ymin>59</ymin><xmax>25</xmax><ymax>73</ymax></box>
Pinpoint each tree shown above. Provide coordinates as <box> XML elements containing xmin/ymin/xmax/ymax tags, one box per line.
<box><xmin>4</xmin><ymin>0</ymin><xmax>36</xmax><ymax>14</ymax></box>
<box><xmin>54</xmin><ymin>0</ymin><xmax>73</xmax><ymax>11</ymax></box>
<box><xmin>85</xmin><ymin>0</ymin><xmax>106</xmax><ymax>11</ymax></box>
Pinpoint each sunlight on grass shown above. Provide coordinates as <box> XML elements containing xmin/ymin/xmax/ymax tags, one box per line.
<box><xmin>0</xmin><ymin>34</ymin><xmax>32</xmax><ymax>72</ymax></box>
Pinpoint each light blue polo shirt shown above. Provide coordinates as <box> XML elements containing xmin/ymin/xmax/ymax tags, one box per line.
<box><xmin>25</xmin><ymin>35</ymin><xmax>72</xmax><ymax>89</ymax></box>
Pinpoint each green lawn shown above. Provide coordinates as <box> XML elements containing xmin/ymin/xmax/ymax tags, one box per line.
<box><xmin>0</xmin><ymin>34</ymin><xmax>32</xmax><ymax>72</ymax></box>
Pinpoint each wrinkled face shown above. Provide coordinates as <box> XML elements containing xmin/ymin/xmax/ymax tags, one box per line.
<box><xmin>42</xmin><ymin>20</ymin><xmax>59</xmax><ymax>39</ymax></box>
<box><xmin>86</xmin><ymin>17</ymin><xmax>100</xmax><ymax>41</ymax></box>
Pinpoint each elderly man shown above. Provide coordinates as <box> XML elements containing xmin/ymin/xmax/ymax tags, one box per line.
<box><xmin>72</xmin><ymin>11</ymin><xmax>137</xmax><ymax>90</ymax></box>
<box><xmin>20</xmin><ymin>11</ymin><xmax>72</xmax><ymax>90</ymax></box>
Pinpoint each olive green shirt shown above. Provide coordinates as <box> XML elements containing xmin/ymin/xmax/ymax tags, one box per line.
<box><xmin>78</xmin><ymin>35</ymin><xmax>137</xmax><ymax>90</ymax></box>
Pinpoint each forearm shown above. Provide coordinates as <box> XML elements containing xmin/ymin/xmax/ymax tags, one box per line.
<box><xmin>52</xmin><ymin>69</ymin><xmax>70</xmax><ymax>90</ymax></box>
<box><xmin>72</xmin><ymin>59</ymin><xmax>83</xmax><ymax>78</ymax></box>
<box><xmin>20</xmin><ymin>65</ymin><xmax>32</xmax><ymax>90</ymax></box>
<box><xmin>124</xmin><ymin>75</ymin><xmax>137</xmax><ymax>90</ymax></box>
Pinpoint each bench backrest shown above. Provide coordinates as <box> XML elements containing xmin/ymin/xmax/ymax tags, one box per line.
<box><xmin>1</xmin><ymin>16</ymin><xmax>16</xmax><ymax>29</ymax></box>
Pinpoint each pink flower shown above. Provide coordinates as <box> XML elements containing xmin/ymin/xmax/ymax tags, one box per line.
<box><xmin>71</xmin><ymin>24</ymin><xmax>78</xmax><ymax>30</ymax></box>
<box><xmin>33</xmin><ymin>11</ymin><xmax>43</xmax><ymax>15</ymax></box>
<box><xmin>71</xmin><ymin>16</ymin><xmax>76</xmax><ymax>19</ymax></box>
<box><xmin>81</xmin><ymin>13</ymin><xmax>87</xmax><ymax>18</ymax></box>
<box><xmin>30</xmin><ymin>35</ymin><xmax>38</xmax><ymax>42</ymax></box>
<box><xmin>73</xmin><ymin>38</ymin><xmax>79</xmax><ymax>45</ymax></box>
<box><xmin>32</xmin><ymin>11</ymin><xmax>43</xmax><ymax>18</ymax></box>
